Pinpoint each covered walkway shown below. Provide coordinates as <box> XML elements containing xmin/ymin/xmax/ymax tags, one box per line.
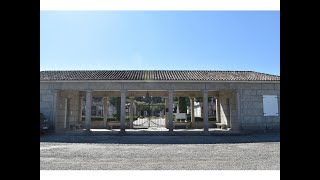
<box><xmin>40</xmin><ymin>70</ymin><xmax>280</xmax><ymax>134</ymax></box>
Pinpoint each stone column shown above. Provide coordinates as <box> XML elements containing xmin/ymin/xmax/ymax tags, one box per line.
<box><xmin>52</xmin><ymin>90</ymin><xmax>59</xmax><ymax>130</ymax></box>
<box><xmin>176</xmin><ymin>100</ymin><xmax>180</xmax><ymax>114</ymax></box>
<box><xmin>232</xmin><ymin>92</ymin><xmax>241</xmax><ymax>132</ymax></box>
<box><xmin>211</xmin><ymin>97</ymin><xmax>215</xmax><ymax>116</ymax></box>
<box><xmin>85</xmin><ymin>90</ymin><xmax>92</xmax><ymax>132</ymax></box>
<box><xmin>190</xmin><ymin>97</ymin><xmax>195</xmax><ymax>127</ymax></box>
<box><xmin>103</xmin><ymin>97</ymin><xmax>109</xmax><ymax>128</ymax></box>
<box><xmin>63</xmin><ymin>98</ymin><xmax>68</xmax><ymax>129</ymax></box>
<box><xmin>133</xmin><ymin>103</ymin><xmax>136</xmax><ymax>116</ymax></box>
<box><xmin>203</xmin><ymin>90</ymin><xmax>209</xmax><ymax>132</ymax></box>
<box><xmin>168</xmin><ymin>90</ymin><xmax>174</xmax><ymax>132</ymax></box>
<box><xmin>79</xmin><ymin>96</ymin><xmax>83</xmax><ymax>124</ymax></box>
<box><xmin>216</xmin><ymin>95</ymin><xmax>221</xmax><ymax>123</ymax></box>
<box><xmin>120</xmin><ymin>90</ymin><xmax>126</xmax><ymax>132</ymax></box>
<box><xmin>129</xmin><ymin>97</ymin><xmax>134</xmax><ymax>129</ymax></box>
<box><xmin>164</xmin><ymin>97</ymin><xmax>168</xmax><ymax>128</ymax></box>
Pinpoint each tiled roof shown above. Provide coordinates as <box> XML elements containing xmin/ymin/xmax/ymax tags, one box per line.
<box><xmin>40</xmin><ymin>70</ymin><xmax>280</xmax><ymax>81</ymax></box>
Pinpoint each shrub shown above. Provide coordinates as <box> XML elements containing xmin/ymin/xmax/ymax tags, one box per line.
<box><xmin>125</xmin><ymin>116</ymin><xmax>139</xmax><ymax>121</ymax></box>
<box><xmin>81</xmin><ymin>117</ymin><xmax>104</xmax><ymax>121</ymax></box>
<box><xmin>92</xmin><ymin>117</ymin><xmax>103</xmax><ymax>121</ymax></box>
<box><xmin>107</xmin><ymin>117</ymin><xmax>117</xmax><ymax>122</ymax></box>
<box><xmin>186</xmin><ymin>114</ymin><xmax>191</xmax><ymax>120</ymax></box>
<box><xmin>209</xmin><ymin>117</ymin><xmax>216</xmax><ymax>121</ymax></box>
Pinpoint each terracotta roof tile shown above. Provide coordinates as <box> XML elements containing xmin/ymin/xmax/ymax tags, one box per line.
<box><xmin>40</xmin><ymin>70</ymin><xmax>280</xmax><ymax>81</ymax></box>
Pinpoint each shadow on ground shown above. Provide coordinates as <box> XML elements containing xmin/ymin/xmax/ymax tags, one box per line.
<box><xmin>40</xmin><ymin>132</ymin><xmax>279</xmax><ymax>144</ymax></box>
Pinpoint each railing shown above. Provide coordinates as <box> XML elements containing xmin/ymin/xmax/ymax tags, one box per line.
<box><xmin>133</xmin><ymin>117</ymin><xmax>166</xmax><ymax>128</ymax></box>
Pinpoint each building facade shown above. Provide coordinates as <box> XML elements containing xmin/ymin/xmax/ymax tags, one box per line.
<box><xmin>40</xmin><ymin>70</ymin><xmax>280</xmax><ymax>133</ymax></box>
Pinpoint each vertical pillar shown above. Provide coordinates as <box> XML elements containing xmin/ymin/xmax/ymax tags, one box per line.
<box><xmin>103</xmin><ymin>97</ymin><xmax>109</xmax><ymax>128</ymax></box>
<box><xmin>228</xmin><ymin>97</ymin><xmax>232</xmax><ymax>128</ymax></box>
<box><xmin>129</xmin><ymin>97</ymin><xmax>134</xmax><ymax>129</ymax></box>
<box><xmin>52</xmin><ymin>90</ymin><xmax>59</xmax><ymax>130</ymax></box>
<box><xmin>176</xmin><ymin>99</ymin><xmax>180</xmax><ymax>114</ymax></box>
<box><xmin>120</xmin><ymin>90</ymin><xmax>126</xmax><ymax>132</ymax></box>
<box><xmin>233</xmin><ymin>91</ymin><xmax>241</xmax><ymax>132</ymax></box>
<box><xmin>168</xmin><ymin>90</ymin><xmax>174</xmax><ymax>132</ymax></box>
<box><xmin>211</xmin><ymin>97</ymin><xmax>215</xmax><ymax>116</ymax></box>
<box><xmin>203</xmin><ymin>90</ymin><xmax>209</xmax><ymax>132</ymax></box>
<box><xmin>85</xmin><ymin>90</ymin><xmax>92</xmax><ymax>132</ymax></box>
<box><xmin>79</xmin><ymin>96</ymin><xmax>83</xmax><ymax>124</ymax></box>
<box><xmin>164</xmin><ymin>97</ymin><xmax>168</xmax><ymax>128</ymax></box>
<box><xmin>216</xmin><ymin>95</ymin><xmax>221</xmax><ymax>123</ymax></box>
<box><xmin>64</xmin><ymin>98</ymin><xmax>68</xmax><ymax>129</ymax></box>
<box><xmin>133</xmin><ymin>103</ymin><xmax>136</xmax><ymax>116</ymax></box>
<box><xmin>190</xmin><ymin>97</ymin><xmax>195</xmax><ymax>127</ymax></box>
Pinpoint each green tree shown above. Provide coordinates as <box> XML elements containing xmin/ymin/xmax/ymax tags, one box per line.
<box><xmin>109</xmin><ymin>97</ymin><xmax>121</xmax><ymax>121</ymax></box>
<box><xmin>196</xmin><ymin>97</ymin><xmax>203</xmax><ymax>102</ymax></box>
<box><xmin>178</xmin><ymin>97</ymin><xmax>188</xmax><ymax>113</ymax></box>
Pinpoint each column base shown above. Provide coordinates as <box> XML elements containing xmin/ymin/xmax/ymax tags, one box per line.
<box><xmin>202</xmin><ymin>131</ymin><xmax>210</xmax><ymax>135</ymax></box>
<box><xmin>84</xmin><ymin>129</ymin><xmax>91</xmax><ymax>134</ymax></box>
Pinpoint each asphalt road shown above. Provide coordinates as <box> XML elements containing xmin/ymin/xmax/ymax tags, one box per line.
<box><xmin>40</xmin><ymin>133</ymin><xmax>280</xmax><ymax>170</ymax></box>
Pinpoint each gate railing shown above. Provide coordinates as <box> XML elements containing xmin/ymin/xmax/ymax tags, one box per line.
<box><xmin>133</xmin><ymin>117</ymin><xmax>166</xmax><ymax>128</ymax></box>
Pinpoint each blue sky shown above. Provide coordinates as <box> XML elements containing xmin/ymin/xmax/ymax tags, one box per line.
<box><xmin>40</xmin><ymin>11</ymin><xmax>279</xmax><ymax>75</ymax></box>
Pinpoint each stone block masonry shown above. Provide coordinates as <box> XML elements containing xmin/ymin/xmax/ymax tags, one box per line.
<box><xmin>239</xmin><ymin>83</ymin><xmax>280</xmax><ymax>131</ymax></box>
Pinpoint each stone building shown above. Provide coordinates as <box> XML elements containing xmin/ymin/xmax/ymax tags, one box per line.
<box><xmin>40</xmin><ymin>70</ymin><xmax>280</xmax><ymax>133</ymax></box>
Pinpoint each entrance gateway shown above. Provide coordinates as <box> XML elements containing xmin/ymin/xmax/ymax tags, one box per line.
<box><xmin>133</xmin><ymin>94</ymin><xmax>166</xmax><ymax>129</ymax></box>
<box><xmin>40</xmin><ymin>70</ymin><xmax>280</xmax><ymax>133</ymax></box>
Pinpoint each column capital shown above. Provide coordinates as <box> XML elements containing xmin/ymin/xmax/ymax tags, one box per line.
<box><xmin>167</xmin><ymin>89</ymin><xmax>174</xmax><ymax>94</ymax></box>
<box><xmin>129</xmin><ymin>96</ymin><xmax>135</xmax><ymax>99</ymax></box>
<box><xmin>120</xmin><ymin>89</ymin><xmax>127</xmax><ymax>93</ymax></box>
<box><xmin>202</xmin><ymin>89</ymin><xmax>208</xmax><ymax>93</ymax></box>
<box><xmin>86</xmin><ymin>90</ymin><xmax>93</xmax><ymax>93</ymax></box>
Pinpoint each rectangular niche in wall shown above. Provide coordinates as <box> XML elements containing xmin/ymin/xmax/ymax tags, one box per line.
<box><xmin>262</xmin><ymin>95</ymin><xmax>279</xmax><ymax>116</ymax></box>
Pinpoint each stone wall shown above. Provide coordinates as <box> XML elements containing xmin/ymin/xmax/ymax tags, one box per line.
<box><xmin>238</xmin><ymin>83</ymin><xmax>280</xmax><ymax>131</ymax></box>
<box><xmin>40</xmin><ymin>89</ymin><xmax>55</xmax><ymax>127</ymax></box>
<box><xmin>218</xmin><ymin>91</ymin><xmax>239</xmax><ymax>129</ymax></box>
<box><xmin>56</xmin><ymin>91</ymin><xmax>80</xmax><ymax>130</ymax></box>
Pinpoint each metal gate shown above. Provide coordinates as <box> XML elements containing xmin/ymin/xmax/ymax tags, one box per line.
<box><xmin>133</xmin><ymin>104</ymin><xmax>166</xmax><ymax>129</ymax></box>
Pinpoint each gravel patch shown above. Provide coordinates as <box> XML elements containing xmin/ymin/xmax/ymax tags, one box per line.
<box><xmin>40</xmin><ymin>132</ymin><xmax>280</xmax><ymax>170</ymax></box>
